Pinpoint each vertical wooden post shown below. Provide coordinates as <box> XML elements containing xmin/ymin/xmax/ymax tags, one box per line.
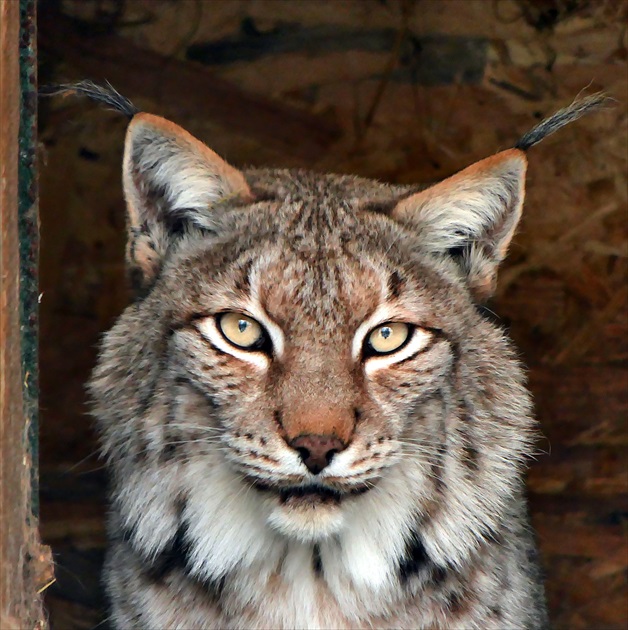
<box><xmin>1</xmin><ymin>1</ymin><xmax>47</xmax><ymax>627</ymax></box>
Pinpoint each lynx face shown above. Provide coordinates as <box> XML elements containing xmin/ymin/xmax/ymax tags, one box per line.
<box><xmin>87</xmin><ymin>108</ymin><xmax>553</xmax><ymax>628</ymax></box>
<box><xmin>153</xmin><ymin>183</ymin><xmax>488</xmax><ymax>544</ymax></box>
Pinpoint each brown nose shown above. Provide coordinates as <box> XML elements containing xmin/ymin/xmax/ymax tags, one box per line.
<box><xmin>289</xmin><ymin>434</ymin><xmax>347</xmax><ymax>475</ymax></box>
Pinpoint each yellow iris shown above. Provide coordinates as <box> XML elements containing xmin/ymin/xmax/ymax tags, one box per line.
<box><xmin>219</xmin><ymin>313</ymin><xmax>264</xmax><ymax>349</ymax></box>
<box><xmin>368</xmin><ymin>322</ymin><xmax>410</xmax><ymax>354</ymax></box>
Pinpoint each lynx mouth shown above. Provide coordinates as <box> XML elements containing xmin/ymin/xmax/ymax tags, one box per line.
<box><xmin>279</xmin><ymin>485</ymin><xmax>343</xmax><ymax>506</ymax></box>
<box><xmin>247</xmin><ymin>479</ymin><xmax>372</xmax><ymax>504</ymax></box>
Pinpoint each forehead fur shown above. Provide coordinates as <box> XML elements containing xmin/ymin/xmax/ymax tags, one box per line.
<box><xmin>227</xmin><ymin>168</ymin><xmax>420</xmax><ymax>255</ymax></box>
<box><xmin>157</xmin><ymin>168</ymin><xmax>469</xmax><ymax>338</ymax></box>
<box><xmin>245</xmin><ymin>167</ymin><xmax>414</xmax><ymax>207</ymax></box>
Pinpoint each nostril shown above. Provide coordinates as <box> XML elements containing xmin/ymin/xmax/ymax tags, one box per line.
<box><xmin>289</xmin><ymin>434</ymin><xmax>347</xmax><ymax>475</ymax></box>
<box><xmin>296</xmin><ymin>447</ymin><xmax>311</xmax><ymax>461</ymax></box>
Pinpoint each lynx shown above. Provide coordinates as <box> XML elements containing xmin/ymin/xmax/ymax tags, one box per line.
<box><xmin>55</xmin><ymin>83</ymin><xmax>604</xmax><ymax>629</ymax></box>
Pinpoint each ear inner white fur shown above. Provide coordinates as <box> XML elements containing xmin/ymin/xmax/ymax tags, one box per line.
<box><xmin>122</xmin><ymin>113</ymin><xmax>251</xmax><ymax>290</ymax></box>
<box><xmin>392</xmin><ymin>149</ymin><xmax>527</xmax><ymax>300</ymax></box>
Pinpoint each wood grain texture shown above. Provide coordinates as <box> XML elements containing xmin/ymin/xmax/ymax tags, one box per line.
<box><xmin>1</xmin><ymin>1</ymin><xmax>46</xmax><ymax>627</ymax></box>
<box><xmin>0</xmin><ymin>2</ymin><xmax>29</xmax><ymax>625</ymax></box>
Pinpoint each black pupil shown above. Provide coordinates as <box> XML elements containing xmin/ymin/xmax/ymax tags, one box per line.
<box><xmin>238</xmin><ymin>320</ymin><xmax>248</xmax><ymax>333</ymax></box>
<box><xmin>381</xmin><ymin>326</ymin><xmax>392</xmax><ymax>339</ymax></box>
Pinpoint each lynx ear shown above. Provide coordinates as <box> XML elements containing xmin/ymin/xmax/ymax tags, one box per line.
<box><xmin>122</xmin><ymin>113</ymin><xmax>251</xmax><ymax>291</ymax></box>
<box><xmin>392</xmin><ymin>149</ymin><xmax>527</xmax><ymax>300</ymax></box>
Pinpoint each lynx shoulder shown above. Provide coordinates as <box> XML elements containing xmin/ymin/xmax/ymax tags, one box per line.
<box><xmin>48</xmin><ymin>82</ymin><xmax>605</xmax><ymax>629</ymax></box>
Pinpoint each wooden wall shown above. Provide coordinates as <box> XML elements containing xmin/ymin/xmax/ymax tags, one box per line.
<box><xmin>38</xmin><ymin>1</ymin><xmax>627</xmax><ymax>628</ymax></box>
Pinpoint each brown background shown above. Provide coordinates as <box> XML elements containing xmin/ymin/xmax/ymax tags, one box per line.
<box><xmin>38</xmin><ymin>1</ymin><xmax>627</xmax><ymax>628</ymax></box>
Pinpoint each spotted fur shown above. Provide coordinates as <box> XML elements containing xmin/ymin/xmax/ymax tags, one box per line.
<box><xmin>85</xmin><ymin>89</ymin><xmax>601</xmax><ymax>629</ymax></box>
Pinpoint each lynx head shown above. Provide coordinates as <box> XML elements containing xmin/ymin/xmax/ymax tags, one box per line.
<box><xmin>83</xmin><ymin>88</ymin><xmax>604</xmax><ymax>588</ymax></box>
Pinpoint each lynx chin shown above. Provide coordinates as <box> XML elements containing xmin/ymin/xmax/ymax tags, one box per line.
<box><xmin>53</xmin><ymin>82</ymin><xmax>604</xmax><ymax>629</ymax></box>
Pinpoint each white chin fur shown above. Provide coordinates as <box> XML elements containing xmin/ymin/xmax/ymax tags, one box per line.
<box><xmin>267</xmin><ymin>501</ymin><xmax>345</xmax><ymax>542</ymax></box>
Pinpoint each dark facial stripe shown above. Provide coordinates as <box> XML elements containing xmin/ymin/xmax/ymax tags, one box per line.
<box><xmin>360</xmin><ymin>198</ymin><xmax>400</xmax><ymax>216</ymax></box>
<box><xmin>458</xmin><ymin>406</ymin><xmax>480</xmax><ymax>474</ymax></box>
<box><xmin>160</xmin><ymin>438</ymin><xmax>178</xmax><ymax>462</ymax></box>
<box><xmin>398</xmin><ymin>529</ymin><xmax>455</xmax><ymax>590</ymax></box>
<box><xmin>447</xmin><ymin>589</ymin><xmax>466</xmax><ymax>614</ymax></box>
<box><xmin>398</xmin><ymin>529</ymin><xmax>431</xmax><ymax>582</ymax></box>
<box><xmin>136</xmin><ymin>381</ymin><xmax>157</xmax><ymax>417</ymax></box>
<box><xmin>272</xmin><ymin>409</ymin><xmax>288</xmax><ymax>439</ymax></box>
<box><xmin>141</xmin><ymin>523</ymin><xmax>192</xmax><ymax>583</ymax></box>
<box><xmin>489</xmin><ymin>605</ymin><xmax>503</xmax><ymax>620</ymax></box>
<box><xmin>124</xmin><ymin>512</ymin><xmax>225</xmax><ymax>600</ymax></box>
<box><xmin>312</xmin><ymin>544</ymin><xmax>323</xmax><ymax>576</ymax></box>
<box><xmin>232</xmin><ymin>258</ymin><xmax>254</xmax><ymax>294</ymax></box>
<box><xmin>387</xmin><ymin>270</ymin><xmax>404</xmax><ymax>299</ymax></box>
<box><xmin>461</xmin><ymin>439</ymin><xmax>480</xmax><ymax>473</ymax></box>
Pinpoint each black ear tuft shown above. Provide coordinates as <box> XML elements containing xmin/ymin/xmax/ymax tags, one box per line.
<box><xmin>39</xmin><ymin>80</ymin><xmax>139</xmax><ymax>119</ymax></box>
<box><xmin>515</xmin><ymin>92</ymin><xmax>611</xmax><ymax>151</ymax></box>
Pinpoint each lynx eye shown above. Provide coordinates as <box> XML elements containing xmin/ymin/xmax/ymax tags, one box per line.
<box><xmin>218</xmin><ymin>312</ymin><xmax>265</xmax><ymax>350</ymax></box>
<box><xmin>366</xmin><ymin>322</ymin><xmax>410</xmax><ymax>355</ymax></box>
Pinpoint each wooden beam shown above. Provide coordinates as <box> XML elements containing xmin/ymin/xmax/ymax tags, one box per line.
<box><xmin>38</xmin><ymin>11</ymin><xmax>342</xmax><ymax>162</ymax></box>
<box><xmin>1</xmin><ymin>2</ymin><xmax>27</xmax><ymax>625</ymax></box>
<box><xmin>0</xmin><ymin>2</ymin><xmax>46</xmax><ymax>627</ymax></box>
